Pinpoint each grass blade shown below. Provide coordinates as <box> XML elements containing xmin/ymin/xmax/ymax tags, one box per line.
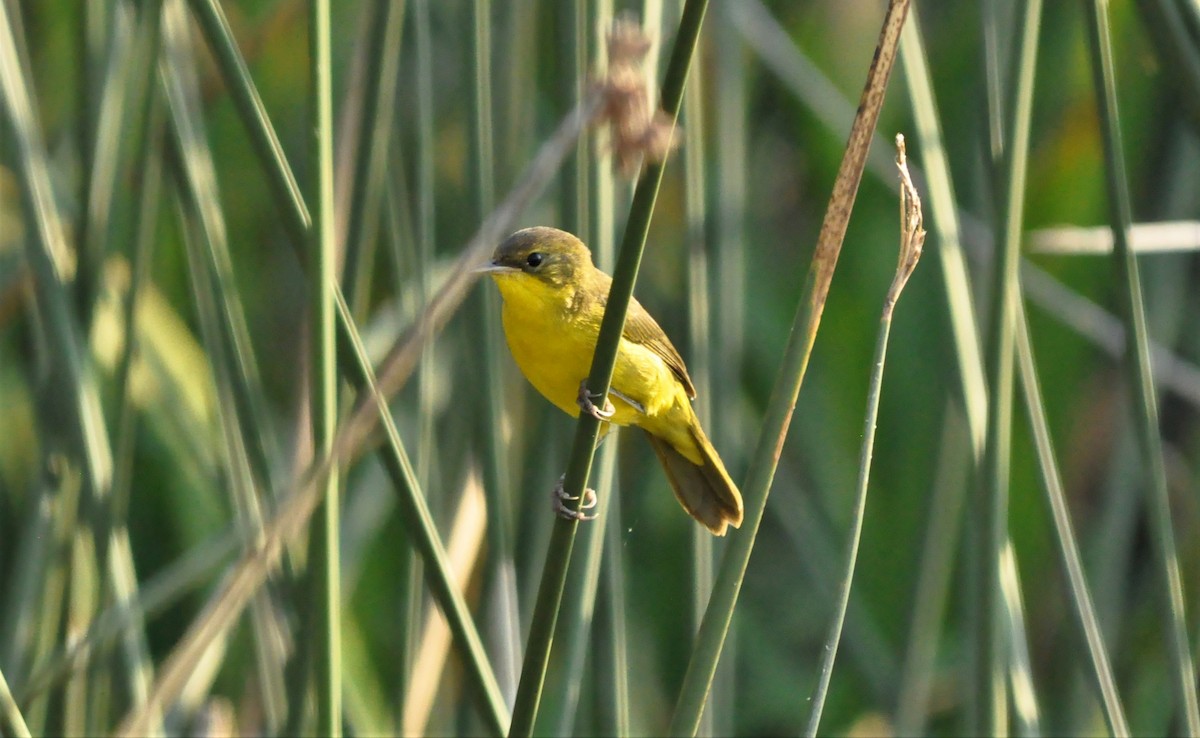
<box><xmin>669</xmin><ymin>2</ymin><xmax>912</xmax><ymax>733</ymax></box>
<box><xmin>543</xmin><ymin>441</ymin><xmax>617</xmax><ymax>736</ymax></box>
<box><xmin>975</xmin><ymin>1</ymin><xmax>1043</xmax><ymax>731</ymax></box>
<box><xmin>804</xmin><ymin>136</ymin><xmax>924</xmax><ymax>736</ymax></box>
<box><xmin>0</xmin><ymin>0</ymin><xmax>114</xmax><ymax>548</ymax></box>
<box><xmin>0</xmin><ymin>665</ymin><xmax>31</xmax><ymax>738</ymax></box>
<box><xmin>341</xmin><ymin>0</ymin><xmax>405</xmax><ymax>311</ymax></box>
<box><xmin>1015</xmin><ymin>302</ymin><xmax>1130</xmax><ymax>736</ymax></box>
<box><xmin>160</xmin><ymin>0</ymin><xmax>279</xmax><ymax>497</ymax></box>
<box><xmin>308</xmin><ymin>0</ymin><xmax>342</xmax><ymax>733</ymax></box>
<box><xmin>469</xmin><ymin>0</ymin><xmax>522</xmax><ymax>708</ymax></box>
<box><xmin>186</xmin><ymin>0</ymin><xmax>311</xmax><ymax>243</ymax></box>
<box><xmin>1082</xmin><ymin>1</ymin><xmax>1200</xmax><ymax>731</ymax></box>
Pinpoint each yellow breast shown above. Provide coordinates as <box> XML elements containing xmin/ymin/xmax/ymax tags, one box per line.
<box><xmin>490</xmin><ymin>271</ymin><xmax>687</xmax><ymax>430</ymax></box>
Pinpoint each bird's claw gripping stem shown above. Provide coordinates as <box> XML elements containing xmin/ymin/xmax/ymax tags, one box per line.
<box><xmin>553</xmin><ymin>474</ymin><xmax>598</xmax><ymax>521</ymax></box>
<box><xmin>577</xmin><ymin>380</ymin><xmax>615</xmax><ymax>420</ymax></box>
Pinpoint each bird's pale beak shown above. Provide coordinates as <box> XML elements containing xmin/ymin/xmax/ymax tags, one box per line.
<box><xmin>474</xmin><ymin>260</ymin><xmax>516</xmax><ymax>274</ymax></box>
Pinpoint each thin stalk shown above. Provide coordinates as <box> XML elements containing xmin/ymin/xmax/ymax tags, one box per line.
<box><xmin>381</xmin><ymin>123</ymin><xmax>422</xmax><ymax>731</ymax></box>
<box><xmin>893</xmin><ymin>406</ymin><xmax>971</xmax><ymax>734</ymax></box>
<box><xmin>334</xmin><ymin>292</ymin><xmax>510</xmax><ymax>736</ymax></box>
<box><xmin>63</xmin><ymin>530</ymin><xmax>96</xmax><ymax>736</ymax></box>
<box><xmin>999</xmin><ymin>542</ymin><xmax>1041</xmax><ymax>734</ymax></box>
<box><xmin>589</xmin><ymin>0</ymin><xmax>615</xmax><ymax>272</ymax></box>
<box><xmin>411</xmin><ymin>0</ymin><xmax>436</xmax><ymax>496</ymax></box>
<box><xmin>341</xmin><ymin>0</ymin><xmax>406</xmax><ymax>311</ymax></box>
<box><xmin>804</xmin><ymin>136</ymin><xmax>924</xmax><ymax>737</ymax></box>
<box><xmin>1015</xmin><ymin>303</ymin><xmax>1129</xmax><ymax>736</ymax></box>
<box><xmin>0</xmin><ymin>666</ymin><xmax>31</xmax><ymax>738</ymax></box>
<box><xmin>589</xmin><ymin>5</ymin><xmax>623</xmax><ymax>733</ymax></box>
<box><xmin>159</xmin><ymin>0</ymin><xmax>279</xmax><ymax>497</ymax></box>
<box><xmin>558</xmin><ymin>0</ymin><xmax>590</xmax><ymax>236</ymax></box>
<box><xmin>186</xmin><ymin>0</ymin><xmax>310</xmax><ymax>244</ymax></box>
<box><xmin>0</xmin><ymin>7</ymin><xmax>119</xmax><ymax>729</ymax></box>
<box><xmin>546</xmin><ymin>440</ymin><xmax>617</xmax><ymax>736</ymax></box>
<box><xmin>976</xmin><ymin>1</ymin><xmax>1042</xmax><ymax>733</ymax></box>
<box><xmin>107</xmin><ymin>0</ymin><xmax>164</xmax><ymax>586</ymax></box>
<box><xmin>899</xmin><ymin>9</ymin><xmax>987</xmax><ymax>732</ymax></box>
<box><xmin>406</xmin><ymin>2</ymin><xmax>438</xmax><ymax>725</ymax></box>
<box><xmin>801</xmin><ymin>303</ymin><xmax>897</xmax><ymax>734</ymax></box>
<box><xmin>1083</xmin><ymin>1</ymin><xmax>1200</xmax><ymax>731</ymax></box>
<box><xmin>75</xmin><ymin>0</ymin><xmax>112</xmax><ymax>322</ymax></box>
<box><xmin>22</xmin><ymin>468</ymin><xmax>83</xmax><ymax>736</ymax></box>
<box><xmin>162</xmin><ymin>3</ymin><xmax>289</xmax><ymax>722</ymax></box>
<box><xmin>508</xmin><ymin>4</ymin><xmax>709</xmax><ymax>735</ymax></box>
<box><xmin>669</xmin><ymin>2</ymin><xmax>911</xmax><ymax>733</ymax></box>
<box><xmin>769</xmin><ymin>465</ymin><xmax>899</xmax><ymax>702</ymax></box>
<box><xmin>898</xmin><ymin>16</ymin><xmax>987</xmax><ymax>450</ymax></box>
<box><xmin>470</xmin><ymin>0</ymin><xmax>521</xmax><ymax>707</ymax></box>
<box><xmin>536</xmin><ymin>6</ymin><xmax>605</xmax><ymax>732</ymax></box>
<box><xmin>711</xmin><ymin>1</ymin><xmax>747</xmax><ymax>458</ymax></box>
<box><xmin>103</xmin><ymin>4</ymin><xmax>166</xmax><ymax>723</ymax></box>
<box><xmin>177</xmin><ymin>195</ymin><xmax>288</xmax><ymax>726</ymax></box>
<box><xmin>0</xmin><ymin>0</ymin><xmax>115</xmax><ymax>565</ymax></box>
<box><xmin>681</xmin><ymin>26</ymin><xmax>719</xmax><ymax>736</ymax></box>
<box><xmin>77</xmin><ymin>2</ymin><xmax>135</xmax><ymax>328</ymax></box>
<box><xmin>708</xmin><ymin>14</ymin><xmax>746</xmax><ymax>729</ymax></box>
<box><xmin>597</xmin><ymin>481</ymin><xmax>630</xmax><ymax>737</ymax></box>
<box><xmin>308</xmin><ymin>0</ymin><xmax>341</xmax><ymax>734</ymax></box>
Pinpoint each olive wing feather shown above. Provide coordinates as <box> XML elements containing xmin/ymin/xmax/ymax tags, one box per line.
<box><xmin>622</xmin><ymin>298</ymin><xmax>697</xmax><ymax>399</ymax></box>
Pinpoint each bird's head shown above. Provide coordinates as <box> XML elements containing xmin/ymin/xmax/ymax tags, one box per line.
<box><xmin>479</xmin><ymin>227</ymin><xmax>593</xmax><ymax>290</ymax></box>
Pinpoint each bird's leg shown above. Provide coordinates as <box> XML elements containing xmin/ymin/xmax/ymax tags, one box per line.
<box><xmin>577</xmin><ymin>380</ymin><xmax>616</xmax><ymax>420</ymax></box>
<box><xmin>552</xmin><ymin>474</ymin><xmax>598</xmax><ymax>521</ymax></box>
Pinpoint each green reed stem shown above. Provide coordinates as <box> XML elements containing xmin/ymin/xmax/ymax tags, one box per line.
<box><xmin>332</xmin><ymin>293</ymin><xmax>511</xmax><ymax>736</ymax></box>
<box><xmin>470</xmin><ymin>0</ymin><xmax>522</xmax><ymax>706</ymax></box>
<box><xmin>308</xmin><ymin>0</ymin><xmax>342</xmax><ymax>734</ymax></box>
<box><xmin>0</xmin><ymin>665</ymin><xmax>31</xmax><ymax>738</ymax></box>
<box><xmin>1082</xmin><ymin>1</ymin><xmax>1200</xmax><ymax>732</ymax></box>
<box><xmin>341</xmin><ymin>0</ymin><xmax>405</xmax><ymax>312</ymax></box>
<box><xmin>186</xmin><ymin>0</ymin><xmax>310</xmax><ymax>244</ymax></box>
<box><xmin>805</xmin><ymin>150</ymin><xmax>922</xmax><ymax>733</ymax></box>
<box><xmin>1014</xmin><ymin>304</ymin><xmax>1130</xmax><ymax>736</ymax></box>
<box><xmin>668</xmin><ymin>2</ymin><xmax>910</xmax><ymax>734</ymax></box>
<box><xmin>507</xmin><ymin>3</ymin><xmax>709</xmax><ymax>735</ymax></box>
<box><xmin>976</xmin><ymin>0</ymin><xmax>1042</xmax><ymax>732</ymax></box>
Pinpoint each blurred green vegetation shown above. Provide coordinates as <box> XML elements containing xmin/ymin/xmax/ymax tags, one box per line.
<box><xmin>2</xmin><ymin>0</ymin><xmax>1199</xmax><ymax>735</ymax></box>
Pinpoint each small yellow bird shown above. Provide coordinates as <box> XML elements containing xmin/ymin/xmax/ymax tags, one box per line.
<box><xmin>481</xmin><ymin>226</ymin><xmax>744</xmax><ymax>535</ymax></box>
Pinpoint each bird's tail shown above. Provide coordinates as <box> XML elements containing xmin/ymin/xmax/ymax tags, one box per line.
<box><xmin>645</xmin><ymin>422</ymin><xmax>744</xmax><ymax>536</ymax></box>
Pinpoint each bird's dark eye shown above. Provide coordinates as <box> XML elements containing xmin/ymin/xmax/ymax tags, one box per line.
<box><xmin>525</xmin><ymin>252</ymin><xmax>545</xmax><ymax>268</ymax></box>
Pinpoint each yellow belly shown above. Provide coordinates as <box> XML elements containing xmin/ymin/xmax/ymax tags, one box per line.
<box><xmin>494</xmin><ymin>273</ymin><xmax>700</xmax><ymax>462</ymax></box>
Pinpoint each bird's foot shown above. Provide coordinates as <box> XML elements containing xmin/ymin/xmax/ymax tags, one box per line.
<box><xmin>552</xmin><ymin>474</ymin><xmax>598</xmax><ymax>522</ymax></box>
<box><xmin>577</xmin><ymin>381</ymin><xmax>616</xmax><ymax>420</ymax></box>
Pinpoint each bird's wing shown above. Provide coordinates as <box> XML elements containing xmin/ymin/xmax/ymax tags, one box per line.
<box><xmin>623</xmin><ymin>298</ymin><xmax>697</xmax><ymax>399</ymax></box>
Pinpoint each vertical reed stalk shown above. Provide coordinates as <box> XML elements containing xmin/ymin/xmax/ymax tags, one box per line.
<box><xmin>470</xmin><ymin>0</ymin><xmax>521</xmax><ymax>708</ymax></box>
<box><xmin>669</xmin><ymin>3</ymin><xmax>911</xmax><ymax>733</ymax></box>
<box><xmin>804</xmin><ymin>135</ymin><xmax>924</xmax><ymax>737</ymax></box>
<box><xmin>308</xmin><ymin>0</ymin><xmax>342</xmax><ymax>733</ymax></box>
<box><xmin>1082</xmin><ymin>1</ymin><xmax>1200</xmax><ymax>731</ymax></box>
<box><xmin>507</xmin><ymin>4</ymin><xmax>709</xmax><ymax>735</ymax></box>
<box><xmin>976</xmin><ymin>1</ymin><xmax>1042</xmax><ymax>732</ymax></box>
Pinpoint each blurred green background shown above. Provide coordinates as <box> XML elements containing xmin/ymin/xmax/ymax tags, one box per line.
<box><xmin>2</xmin><ymin>0</ymin><xmax>1199</xmax><ymax>735</ymax></box>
